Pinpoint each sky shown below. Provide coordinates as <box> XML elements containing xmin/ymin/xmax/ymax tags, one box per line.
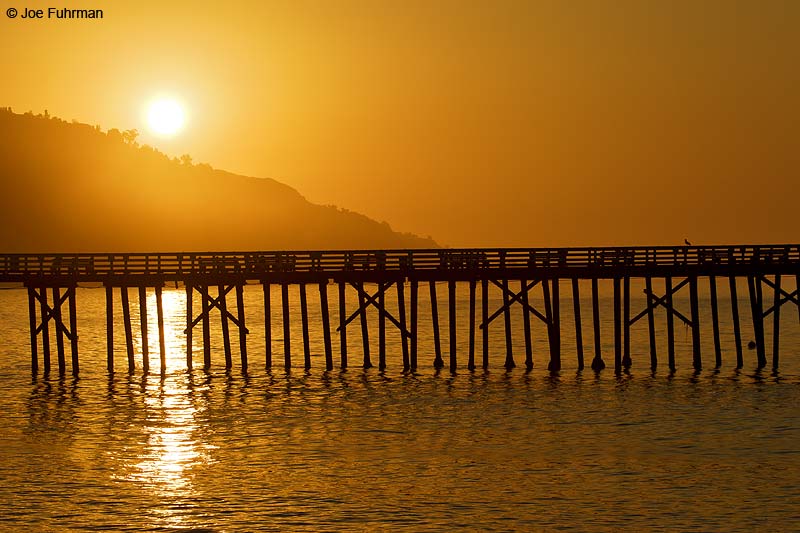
<box><xmin>1</xmin><ymin>0</ymin><xmax>798</xmax><ymax>247</ymax></box>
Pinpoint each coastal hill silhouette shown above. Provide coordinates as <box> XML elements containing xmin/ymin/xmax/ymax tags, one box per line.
<box><xmin>0</xmin><ymin>108</ymin><xmax>437</xmax><ymax>252</ymax></box>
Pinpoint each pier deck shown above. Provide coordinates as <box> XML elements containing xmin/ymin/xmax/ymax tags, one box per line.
<box><xmin>2</xmin><ymin>245</ymin><xmax>798</xmax><ymax>375</ymax></box>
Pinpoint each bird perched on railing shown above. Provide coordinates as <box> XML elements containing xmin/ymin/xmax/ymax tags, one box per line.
<box><xmin>684</xmin><ymin>239</ymin><xmax>692</xmax><ymax>246</ymax></box>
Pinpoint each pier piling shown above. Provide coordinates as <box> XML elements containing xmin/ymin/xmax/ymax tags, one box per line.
<box><xmin>481</xmin><ymin>279</ymin><xmax>489</xmax><ymax>370</ymax></box>
<box><xmin>320</xmin><ymin>282</ymin><xmax>333</xmax><ymax>371</ymax></box>
<box><xmin>379</xmin><ymin>283</ymin><xmax>387</xmax><ymax>371</ymax></box>
<box><xmin>27</xmin><ymin>287</ymin><xmax>38</xmax><ymax>374</ymax></box>
<box><xmin>772</xmin><ymin>274</ymin><xmax>781</xmax><ymax>370</ymax></box>
<box><xmin>156</xmin><ymin>285</ymin><xmax>166</xmax><ymax>372</ymax></box>
<box><xmin>622</xmin><ymin>276</ymin><xmax>631</xmax><ymax>369</ymax></box>
<box><xmin>709</xmin><ymin>275</ymin><xmax>722</xmax><ymax>368</ymax></box>
<box><xmin>121</xmin><ymin>287</ymin><xmax>134</xmax><ymax>373</ymax></box>
<box><xmin>613</xmin><ymin>277</ymin><xmax>622</xmax><ymax>374</ymax></box>
<box><xmin>449</xmin><ymin>280</ymin><xmax>457</xmax><ymax>373</ymax></box>
<box><xmin>666</xmin><ymin>276</ymin><xmax>675</xmax><ymax>371</ymax></box>
<box><xmin>397</xmin><ymin>281</ymin><xmax>409</xmax><ymax>371</ymax></box>
<box><xmin>300</xmin><ymin>284</ymin><xmax>311</xmax><ymax>370</ymax></box>
<box><xmin>468</xmin><ymin>280</ymin><xmax>476</xmax><ymax>371</ymax></box>
<box><xmin>645</xmin><ymin>277</ymin><xmax>657</xmax><ymax>370</ymax></box>
<box><xmin>139</xmin><ymin>286</ymin><xmax>149</xmax><ymax>373</ymax></box>
<box><xmin>358</xmin><ymin>283</ymin><xmax>371</xmax><ymax>369</ymax></box>
<box><xmin>338</xmin><ymin>281</ymin><xmax>348</xmax><ymax>369</ymax></box>
<box><xmin>430</xmin><ymin>281</ymin><xmax>443</xmax><ymax>370</ymax></box>
<box><xmin>281</xmin><ymin>283</ymin><xmax>291</xmax><ymax>370</ymax></box>
<box><xmin>105</xmin><ymin>285</ymin><xmax>113</xmax><ymax>373</ymax></box>
<box><xmin>522</xmin><ymin>279</ymin><xmax>533</xmax><ymax>370</ymax></box>
<box><xmin>263</xmin><ymin>282</ymin><xmax>272</xmax><ymax>369</ymax></box>
<box><xmin>185</xmin><ymin>284</ymin><xmax>193</xmax><ymax>369</ymax></box>
<box><xmin>591</xmin><ymin>278</ymin><xmax>605</xmax><ymax>371</ymax></box>
<box><xmin>572</xmin><ymin>278</ymin><xmax>583</xmax><ymax>371</ymax></box>
<box><xmin>729</xmin><ymin>276</ymin><xmax>743</xmax><ymax>368</ymax></box>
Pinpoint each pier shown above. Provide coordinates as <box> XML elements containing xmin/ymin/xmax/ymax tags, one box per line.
<box><xmin>2</xmin><ymin>245</ymin><xmax>799</xmax><ymax>375</ymax></box>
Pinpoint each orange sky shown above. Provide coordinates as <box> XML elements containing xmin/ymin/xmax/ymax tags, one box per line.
<box><xmin>1</xmin><ymin>0</ymin><xmax>798</xmax><ymax>247</ymax></box>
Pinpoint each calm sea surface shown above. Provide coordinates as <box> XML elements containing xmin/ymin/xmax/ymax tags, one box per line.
<box><xmin>0</xmin><ymin>281</ymin><xmax>799</xmax><ymax>531</ymax></box>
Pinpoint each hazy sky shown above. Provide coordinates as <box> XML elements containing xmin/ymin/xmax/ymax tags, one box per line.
<box><xmin>2</xmin><ymin>0</ymin><xmax>798</xmax><ymax>247</ymax></box>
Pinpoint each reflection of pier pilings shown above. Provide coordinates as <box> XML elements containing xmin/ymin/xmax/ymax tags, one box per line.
<box><xmin>5</xmin><ymin>246</ymin><xmax>800</xmax><ymax>374</ymax></box>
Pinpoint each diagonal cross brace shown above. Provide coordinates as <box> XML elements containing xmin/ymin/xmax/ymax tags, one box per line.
<box><xmin>31</xmin><ymin>287</ymin><xmax>76</xmax><ymax>340</ymax></box>
<box><xmin>759</xmin><ymin>276</ymin><xmax>799</xmax><ymax>317</ymax></box>
<box><xmin>184</xmin><ymin>285</ymin><xmax>249</xmax><ymax>333</ymax></box>
<box><xmin>479</xmin><ymin>279</ymin><xmax>548</xmax><ymax>329</ymax></box>
<box><xmin>336</xmin><ymin>281</ymin><xmax>411</xmax><ymax>338</ymax></box>
<box><xmin>630</xmin><ymin>277</ymin><xmax>691</xmax><ymax>326</ymax></box>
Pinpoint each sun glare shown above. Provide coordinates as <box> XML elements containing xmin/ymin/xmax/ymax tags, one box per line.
<box><xmin>146</xmin><ymin>98</ymin><xmax>186</xmax><ymax>136</ymax></box>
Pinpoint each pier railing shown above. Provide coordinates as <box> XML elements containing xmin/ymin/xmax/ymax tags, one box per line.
<box><xmin>1</xmin><ymin>245</ymin><xmax>799</xmax><ymax>281</ymax></box>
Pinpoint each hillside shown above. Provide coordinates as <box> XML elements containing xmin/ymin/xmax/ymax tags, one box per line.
<box><xmin>0</xmin><ymin>109</ymin><xmax>436</xmax><ymax>252</ymax></box>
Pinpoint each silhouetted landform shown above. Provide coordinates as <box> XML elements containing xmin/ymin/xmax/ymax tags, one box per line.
<box><xmin>0</xmin><ymin>108</ymin><xmax>437</xmax><ymax>251</ymax></box>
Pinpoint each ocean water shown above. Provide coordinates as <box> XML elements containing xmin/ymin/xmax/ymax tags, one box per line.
<box><xmin>0</xmin><ymin>280</ymin><xmax>798</xmax><ymax>531</ymax></box>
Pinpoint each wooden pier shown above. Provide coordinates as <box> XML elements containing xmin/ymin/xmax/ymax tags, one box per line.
<box><xmin>2</xmin><ymin>245</ymin><xmax>799</xmax><ymax>375</ymax></box>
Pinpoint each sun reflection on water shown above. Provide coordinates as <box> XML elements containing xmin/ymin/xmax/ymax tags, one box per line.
<box><xmin>120</xmin><ymin>289</ymin><xmax>216</xmax><ymax>528</ymax></box>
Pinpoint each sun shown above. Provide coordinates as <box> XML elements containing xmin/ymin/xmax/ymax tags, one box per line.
<box><xmin>146</xmin><ymin>98</ymin><xmax>186</xmax><ymax>136</ymax></box>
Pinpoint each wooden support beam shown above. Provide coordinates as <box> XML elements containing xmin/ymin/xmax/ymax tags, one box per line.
<box><xmin>772</xmin><ymin>274</ymin><xmax>781</xmax><ymax>370</ymax></box>
<box><xmin>410</xmin><ymin>280</ymin><xmax>418</xmax><ymax>371</ymax></box>
<box><xmin>53</xmin><ymin>287</ymin><xmax>66</xmax><ymax>375</ymax></box>
<box><xmin>448</xmin><ymin>280</ymin><xmax>457</xmax><ymax>373</ymax></box>
<box><xmin>281</xmin><ymin>283</ymin><xmax>291</xmax><ymax>371</ymax></box>
<box><xmin>591</xmin><ymin>278</ymin><xmax>605</xmax><ymax>371</ymax></box>
<box><xmin>542</xmin><ymin>277</ymin><xmax>553</xmax><ymax>370</ymax></box>
<box><xmin>522</xmin><ymin>279</ymin><xmax>533</xmax><ymax>370</ymax></box>
<box><xmin>121</xmin><ymin>287</ymin><xmax>134</xmax><ymax>373</ymax></box>
<box><xmin>622</xmin><ymin>276</ymin><xmax>631</xmax><ymax>369</ymax></box>
<box><xmin>40</xmin><ymin>288</ymin><xmax>51</xmax><ymax>373</ymax></box>
<box><xmin>263</xmin><ymin>283</ymin><xmax>272</xmax><ymax>369</ymax></box>
<box><xmin>236</xmin><ymin>284</ymin><xmax>247</xmax><ymax>371</ymax></box>
<box><xmin>613</xmin><ymin>277</ymin><xmax>621</xmax><ymax>374</ymax></box>
<box><xmin>645</xmin><ymin>277</ymin><xmax>657</xmax><ymax>370</ymax></box>
<box><xmin>105</xmin><ymin>285</ymin><xmax>112</xmax><ymax>373</ymax></box>
<box><xmin>379</xmin><ymin>283</ymin><xmax>387</xmax><ymax>371</ymax></box>
<box><xmin>300</xmin><ymin>284</ymin><xmax>311</xmax><ymax>370</ymax></box>
<box><xmin>756</xmin><ymin>276</ymin><xmax>766</xmax><ymax>368</ymax></box>
<box><xmin>666</xmin><ymin>276</ymin><xmax>675</xmax><ymax>372</ymax></box>
<box><xmin>468</xmin><ymin>280</ymin><xmax>476</xmax><ymax>371</ymax></box>
<box><xmin>338</xmin><ymin>281</ymin><xmax>348</xmax><ymax>369</ymax></box>
<box><xmin>729</xmin><ymin>276</ymin><xmax>743</xmax><ymax>369</ymax></box>
<box><xmin>397</xmin><ymin>281</ymin><xmax>409</xmax><ymax>371</ymax></box>
<box><xmin>27</xmin><ymin>287</ymin><xmax>38</xmax><ymax>374</ymax></box>
<box><xmin>550</xmin><ymin>278</ymin><xmax>561</xmax><ymax>371</ymax></box>
<box><xmin>359</xmin><ymin>282</ymin><xmax>372</xmax><ymax>369</ymax></box>
<box><xmin>202</xmin><ymin>285</ymin><xmax>211</xmax><ymax>370</ymax></box>
<box><xmin>320</xmin><ymin>282</ymin><xmax>333</xmax><ymax>371</ymax></box>
<box><xmin>430</xmin><ymin>281</ymin><xmax>443</xmax><ymax>369</ymax></box>
<box><xmin>502</xmin><ymin>278</ymin><xmax>514</xmax><ymax>370</ymax></box>
<box><xmin>481</xmin><ymin>279</ymin><xmax>489</xmax><ymax>370</ymax></box>
<box><xmin>689</xmin><ymin>276</ymin><xmax>701</xmax><ymax>370</ymax></box>
<box><xmin>156</xmin><ymin>285</ymin><xmax>166</xmax><ymax>373</ymax></box>
<box><xmin>219</xmin><ymin>284</ymin><xmax>232</xmax><ymax>369</ymax></box>
<box><xmin>139</xmin><ymin>286</ymin><xmax>149</xmax><ymax>373</ymax></box>
<box><xmin>185</xmin><ymin>284</ymin><xmax>193</xmax><ymax>370</ymax></box>
<box><xmin>572</xmin><ymin>278</ymin><xmax>583</xmax><ymax>371</ymax></box>
<box><xmin>797</xmin><ymin>274</ymin><xmax>800</xmax><ymax>325</ymax></box>
<box><xmin>709</xmin><ymin>275</ymin><xmax>722</xmax><ymax>368</ymax></box>
<box><xmin>748</xmin><ymin>275</ymin><xmax>766</xmax><ymax>368</ymax></box>
<box><xmin>68</xmin><ymin>287</ymin><xmax>78</xmax><ymax>375</ymax></box>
